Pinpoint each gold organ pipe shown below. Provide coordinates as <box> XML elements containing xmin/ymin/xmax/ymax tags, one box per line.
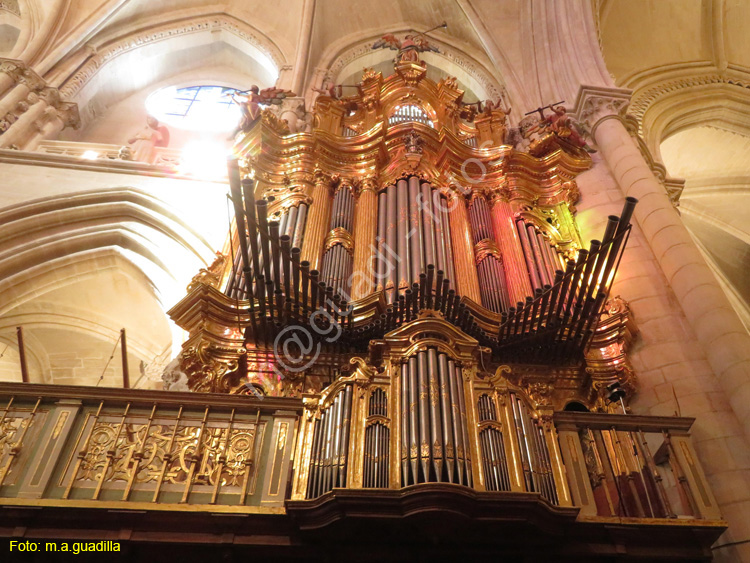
<box><xmin>490</xmin><ymin>196</ymin><xmax>532</xmax><ymax>305</ymax></box>
<box><xmin>352</xmin><ymin>181</ymin><xmax>378</xmax><ymax>299</ymax></box>
<box><xmin>301</xmin><ymin>175</ymin><xmax>334</xmax><ymax>271</ymax></box>
<box><xmin>447</xmin><ymin>193</ymin><xmax>481</xmax><ymax>303</ymax></box>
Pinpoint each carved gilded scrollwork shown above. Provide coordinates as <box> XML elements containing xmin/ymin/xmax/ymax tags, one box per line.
<box><xmin>179</xmin><ymin>344</ymin><xmax>236</xmax><ymax>394</ymax></box>
<box><xmin>69</xmin><ymin>414</ymin><xmax>261</xmax><ymax>491</ymax></box>
<box><xmin>474</xmin><ymin>238</ymin><xmax>501</xmax><ymax>265</ymax></box>
<box><xmin>186</xmin><ymin>252</ymin><xmax>227</xmax><ymax>292</ymax></box>
<box><xmin>324</xmin><ymin>227</ymin><xmax>354</xmax><ymax>254</ymax></box>
<box><xmin>585</xmin><ymin>296</ymin><xmax>638</xmax><ymax>409</ymax></box>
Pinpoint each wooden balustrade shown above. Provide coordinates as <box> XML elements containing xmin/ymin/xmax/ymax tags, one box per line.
<box><xmin>554</xmin><ymin>411</ymin><xmax>722</xmax><ymax>521</ymax></box>
<box><xmin>0</xmin><ymin>382</ymin><xmax>299</xmax><ymax>512</ymax></box>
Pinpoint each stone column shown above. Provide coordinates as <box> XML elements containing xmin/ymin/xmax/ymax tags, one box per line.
<box><xmin>290</xmin><ymin>0</ymin><xmax>316</xmax><ymax>95</ymax></box>
<box><xmin>578</xmin><ymin>85</ymin><xmax>750</xmax><ymax>441</ymax></box>
<box><xmin>23</xmin><ymin>107</ymin><xmax>64</xmax><ymax>151</ymax></box>
<box><xmin>0</xmin><ymin>59</ymin><xmax>23</xmax><ymax>97</ymax></box>
<box><xmin>489</xmin><ymin>191</ymin><xmax>533</xmax><ymax>305</ymax></box>
<box><xmin>447</xmin><ymin>192</ymin><xmax>481</xmax><ymax>303</ymax></box>
<box><xmin>0</xmin><ymin>81</ymin><xmax>31</xmax><ymax>120</ymax></box>
<box><xmin>574</xmin><ymin>85</ymin><xmax>750</xmax><ymax>562</ymax></box>
<box><xmin>0</xmin><ymin>90</ymin><xmax>48</xmax><ymax>148</ymax></box>
<box><xmin>300</xmin><ymin>170</ymin><xmax>334</xmax><ymax>272</ymax></box>
<box><xmin>351</xmin><ymin>176</ymin><xmax>378</xmax><ymax>300</ymax></box>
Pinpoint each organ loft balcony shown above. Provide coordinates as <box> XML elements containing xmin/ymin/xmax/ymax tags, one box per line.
<box><xmin>0</xmin><ymin>58</ymin><xmax>727</xmax><ymax>561</ymax></box>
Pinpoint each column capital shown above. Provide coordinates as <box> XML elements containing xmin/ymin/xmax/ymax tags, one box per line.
<box><xmin>313</xmin><ymin>169</ymin><xmax>335</xmax><ymax>190</ymax></box>
<box><xmin>487</xmin><ymin>186</ymin><xmax>511</xmax><ymax>205</ymax></box>
<box><xmin>15</xmin><ymin>69</ymin><xmax>45</xmax><ymax>93</ymax></box>
<box><xmin>0</xmin><ymin>58</ymin><xmax>25</xmax><ymax>81</ymax></box>
<box><xmin>573</xmin><ymin>85</ymin><xmax>632</xmax><ymax>133</ymax></box>
<box><xmin>359</xmin><ymin>175</ymin><xmax>378</xmax><ymax>194</ymax></box>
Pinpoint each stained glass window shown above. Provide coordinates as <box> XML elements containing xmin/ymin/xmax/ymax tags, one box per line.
<box><xmin>146</xmin><ymin>85</ymin><xmax>242</xmax><ymax>132</ymax></box>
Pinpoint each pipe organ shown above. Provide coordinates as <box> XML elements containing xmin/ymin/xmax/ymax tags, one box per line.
<box><xmin>0</xmin><ymin>51</ymin><xmax>728</xmax><ymax>561</ymax></box>
<box><xmin>170</xmin><ymin>57</ymin><xmax>641</xmax><ymax>511</ymax></box>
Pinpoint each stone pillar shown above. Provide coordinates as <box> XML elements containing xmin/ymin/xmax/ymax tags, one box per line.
<box><xmin>447</xmin><ymin>192</ymin><xmax>481</xmax><ymax>303</ymax></box>
<box><xmin>579</xmin><ymin>85</ymin><xmax>750</xmax><ymax>441</ymax></box>
<box><xmin>489</xmin><ymin>192</ymin><xmax>533</xmax><ymax>305</ymax></box>
<box><xmin>351</xmin><ymin>176</ymin><xmax>378</xmax><ymax>300</ymax></box>
<box><xmin>290</xmin><ymin>0</ymin><xmax>316</xmax><ymax>95</ymax></box>
<box><xmin>300</xmin><ymin>170</ymin><xmax>334</xmax><ymax>272</ymax></box>
<box><xmin>275</xmin><ymin>65</ymin><xmax>294</xmax><ymax>91</ymax></box>
<box><xmin>0</xmin><ymin>91</ymin><xmax>48</xmax><ymax>148</ymax></box>
<box><xmin>23</xmin><ymin>108</ymin><xmax>64</xmax><ymax>151</ymax></box>
<box><xmin>0</xmin><ymin>59</ymin><xmax>23</xmax><ymax>97</ymax></box>
<box><xmin>0</xmin><ymin>81</ymin><xmax>31</xmax><ymax>120</ymax></box>
<box><xmin>574</xmin><ymin>85</ymin><xmax>750</xmax><ymax>562</ymax></box>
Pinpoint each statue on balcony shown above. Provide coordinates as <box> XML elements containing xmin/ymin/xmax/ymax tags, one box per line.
<box><xmin>229</xmin><ymin>86</ymin><xmax>296</xmax><ymax>138</ymax></box>
<box><xmin>482</xmin><ymin>98</ymin><xmax>512</xmax><ymax>120</ymax></box>
<box><xmin>311</xmin><ymin>81</ymin><xmax>342</xmax><ymax>100</ymax></box>
<box><xmin>544</xmin><ymin>105</ymin><xmax>596</xmax><ymax>153</ymax></box>
<box><xmin>372</xmin><ymin>32</ymin><xmax>440</xmax><ymax>65</ymax></box>
<box><xmin>127</xmin><ymin>116</ymin><xmax>169</xmax><ymax>163</ymax></box>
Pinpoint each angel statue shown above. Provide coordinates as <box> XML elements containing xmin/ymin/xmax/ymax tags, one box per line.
<box><xmin>311</xmin><ymin>80</ymin><xmax>342</xmax><ymax>100</ymax></box>
<box><xmin>372</xmin><ymin>32</ymin><xmax>440</xmax><ymax>65</ymax></box>
<box><xmin>482</xmin><ymin>98</ymin><xmax>512</xmax><ymax>119</ymax></box>
<box><xmin>544</xmin><ymin>105</ymin><xmax>596</xmax><ymax>153</ymax></box>
<box><xmin>229</xmin><ymin>85</ymin><xmax>296</xmax><ymax>138</ymax></box>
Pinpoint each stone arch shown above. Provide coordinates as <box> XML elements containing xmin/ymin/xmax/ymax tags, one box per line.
<box><xmin>630</xmin><ymin>76</ymin><xmax>750</xmax><ymax>162</ymax></box>
<box><xmin>43</xmin><ymin>14</ymin><xmax>286</xmax><ymax>138</ymax></box>
<box><xmin>0</xmin><ymin>186</ymin><xmax>217</xmax><ymax>315</ymax></box>
<box><xmin>314</xmin><ymin>31</ymin><xmax>506</xmax><ymax>108</ymax></box>
<box><xmin>56</xmin><ymin>14</ymin><xmax>286</xmax><ymax>100</ymax></box>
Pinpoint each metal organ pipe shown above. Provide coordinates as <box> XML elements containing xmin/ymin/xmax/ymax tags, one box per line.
<box><xmin>538</xmin><ymin>232</ymin><xmax>559</xmax><ymax>279</ymax></box>
<box><xmin>408</xmin><ymin>178</ymin><xmax>423</xmax><ymax>283</ymax></box>
<box><xmin>321</xmin><ymin>186</ymin><xmax>355</xmax><ymax>295</ymax></box>
<box><xmin>374</xmin><ymin>178</ymin><xmax>457</xmax><ymax>307</ymax></box>
<box><xmin>303</xmin><ymin>384</ymin><xmax>353</xmax><ymax>497</ymax></box>
<box><xmin>386</xmin><ymin>185</ymin><xmax>397</xmax><ymax>300</ymax></box>
<box><xmin>376</xmin><ymin>192</ymin><xmax>387</xmax><ymax>291</ymax></box>
<box><xmin>397</xmin><ymin>179</ymin><xmax>410</xmax><ymax>292</ymax></box>
<box><xmin>477</xmin><ymin>394</ymin><xmax>510</xmax><ymax>492</ymax></box>
<box><xmin>516</xmin><ymin>219</ymin><xmax>541</xmax><ymax>290</ymax></box>
<box><xmin>400</xmin><ymin>349</ymin><xmax>471</xmax><ymax>486</ymax></box>
<box><xmin>420</xmin><ymin>181</ymin><xmax>436</xmax><ymax>271</ymax></box>
<box><xmin>468</xmin><ymin>194</ymin><xmax>509</xmax><ymax>313</ymax></box>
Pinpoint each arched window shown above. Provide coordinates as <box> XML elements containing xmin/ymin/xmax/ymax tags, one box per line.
<box><xmin>146</xmin><ymin>85</ymin><xmax>242</xmax><ymax>132</ymax></box>
<box><xmin>388</xmin><ymin>104</ymin><xmax>434</xmax><ymax>127</ymax></box>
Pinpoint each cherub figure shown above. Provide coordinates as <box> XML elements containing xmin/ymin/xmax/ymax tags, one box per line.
<box><xmin>482</xmin><ymin>98</ymin><xmax>512</xmax><ymax>119</ymax></box>
<box><xmin>311</xmin><ymin>80</ymin><xmax>342</xmax><ymax>99</ymax></box>
<box><xmin>372</xmin><ymin>33</ymin><xmax>439</xmax><ymax>64</ymax></box>
<box><xmin>545</xmin><ymin>105</ymin><xmax>595</xmax><ymax>152</ymax></box>
<box><xmin>229</xmin><ymin>85</ymin><xmax>296</xmax><ymax>138</ymax></box>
